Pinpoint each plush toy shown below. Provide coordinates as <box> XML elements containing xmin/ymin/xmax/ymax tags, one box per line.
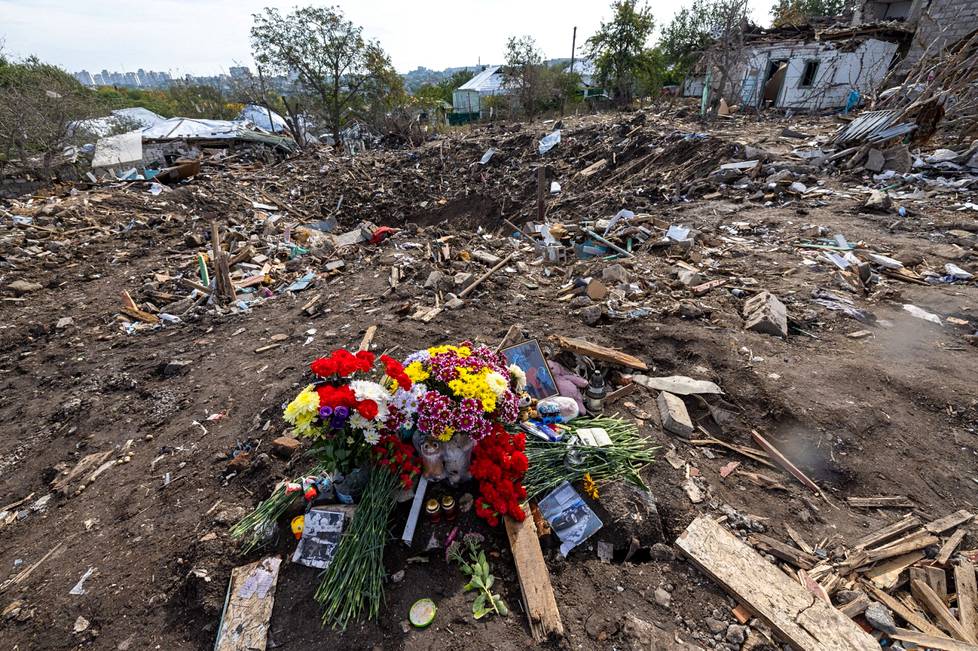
<box><xmin>547</xmin><ymin>360</ymin><xmax>589</xmax><ymax>414</ymax></box>
<box><xmin>537</xmin><ymin>396</ymin><xmax>580</xmax><ymax>422</ymax></box>
<box><xmin>518</xmin><ymin>391</ymin><xmax>538</xmax><ymax>422</ymax></box>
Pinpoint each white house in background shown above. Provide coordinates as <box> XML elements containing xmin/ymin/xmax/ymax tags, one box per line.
<box><xmin>452</xmin><ymin>66</ymin><xmax>507</xmax><ymax>117</ymax></box>
<box><xmin>686</xmin><ymin>29</ymin><xmax>900</xmax><ymax>111</ymax></box>
<box><xmin>734</xmin><ymin>37</ymin><xmax>898</xmax><ymax>110</ymax></box>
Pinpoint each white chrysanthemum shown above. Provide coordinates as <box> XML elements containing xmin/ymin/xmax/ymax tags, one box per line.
<box><xmin>507</xmin><ymin>364</ymin><xmax>527</xmax><ymax>391</ymax></box>
<box><xmin>486</xmin><ymin>371</ymin><xmax>508</xmax><ymax>396</ymax></box>
<box><xmin>362</xmin><ymin>429</ymin><xmax>381</xmax><ymax>445</ymax></box>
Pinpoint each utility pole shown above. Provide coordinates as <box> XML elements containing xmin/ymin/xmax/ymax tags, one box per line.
<box><xmin>570</xmin><ymin>26</ymin><xmax>577</xmax><ymax>74</ymax></box>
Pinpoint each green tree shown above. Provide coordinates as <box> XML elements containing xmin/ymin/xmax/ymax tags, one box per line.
<box><xmin>0</xmin><ymin>55</ymin><xmax>102</xmax><ymax>175</ymax></box>
<box><xmin>771</xmin><ymin>0</ymin><xmax>847</xmax><ymax>26</ymax></box>
<box><xmin>659</xmin><ymin>0</ymin><xmax>729</xmax><ymax>79</ymax></box>
<box><xmin>503</xmin><ymin>36</ymin><xmax>551</xmax><ymax>118</ymax></box>
<box><xmin>250</xmin><ymin>5</ymin><xmax>397</xmax><ymax>146</ymax></box>
<box><xmin>585</xmin><ymin>0</ymin><xmax>656</xmax><ymax>105</ymax></box>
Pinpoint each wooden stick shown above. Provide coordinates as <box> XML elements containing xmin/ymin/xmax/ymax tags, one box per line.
<box><xmin>459</xmin><ymin>251</ymin><xmax>516</xmax><ymax>298</ymax></box>
<box><xmin>955</xmin><ymin>561</ymin><xmax>978</xmax><ymax>641</ymax></box>
<box><xmin>861</xmin><ymin>580</ymin><xmax>945</xmax><ymax>637</ymax></box>
<box><xmin>889</xmin><ymin>629</ymin><xmax>978</xmax><ymax>651</ymax></box>
<box><xmin>358</xmin><ymin>325</ymin><xmax>377</xmax><ymax>352</ymax></box>
<box><xmin>751</xmin><ymin>430</ymin><xmax>821</xmax><ymax>496</ymax></box>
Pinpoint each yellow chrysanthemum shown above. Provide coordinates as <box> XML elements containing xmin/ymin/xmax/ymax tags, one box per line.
<box><xmin>283</xmin><ymin>385</ymin><xmax>320</xmax><ymax>435</ymax></box>
<box><xmin>437</xmin><ymin>426</ymin><xmax>456</xmax><ymax>442</ymax></box>
<box><xmin>583</xmin><ymin>473</ymin><xmax>599</xmax><ymax>499</ymax></box>
<box><xmin>404</xmin><ymin>361</ymin><xmax>430</xmax><ymax>383</ymax></box>
<box><xmin>447</xmin><ymin>367</ymin><xmax>498</xmax><ymax>413</ymax></box>
<box><xmin>428</xmin><ymin>344</ymin><xmax>471</xmax><ymax>358</ymax></box>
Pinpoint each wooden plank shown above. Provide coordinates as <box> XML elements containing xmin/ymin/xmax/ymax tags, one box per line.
<box><xmin>505</xmin><ymin>505</ymin><xmax>564</xmax><ymax>642</ymax></box>
<box><xmin>553</xmin><ymin>335</ymin><xmax>648</xmax><ymax>370</ymax></box>
<box><xmin>865</xmin><ymin>551</ymin><xmax>925</xmax><ymax>590</ymax></box>
<box><xmin>853</xmin><ymin>514</ymin><xmax>921</xmax><ymax>551</ymax></box>
<box><xmin>785</xmin><ymin>525</ymin><xmax>814</xmax><ymax>555</ymax></box>
<box><xmin>214</xmin><ymin>557</ymin><xmax>281</xmax><ymax>651</ymax></box>
<box><xmin>911</xmin><ymin>578</ymin><xmax>978</xmax><ymax>643</ymax></box>
<box><xmin>927</xmin><ymin>511</ymin><xmax>974</xmax><ymax>535</ymax></box>
<box><xmin>861</xmin><ymin>580</ymin><xmax>945</xmax><ymax>637</ymax></box>
<box><xmin>749</xmin><ymin>533</ymin><xmax>819</xmax><ymax>570</ymax></box>
<box><xmin>688</xmin><ymin>437</ymin><xmax>777</xmax><ymax>470</ymax></box>
<box><xmin>937</xmin><ymin>530</ymin><xmax>968</xmax><ymax>566</ymax></box>
<box><xmin>955</xmin><ymin>561</ymin><xmax>978</xmax><ymax>641</ymax></box>
<box><xmin>750</xmin><ymin>430</ymin><xmax>821</xmax><ymax>495</ymax></box>
<box><xmin>847</xmin><ymin>495</ymin><xmax>914</xmax><ymax>509</ymax></box>
<box><xmin>691</xmin><ymin>278</ymin><xmax>728</xmax><ymax>296</ymax></box>
<box><xmin>890</xmin><ymin>628</ymin><xmax>978</xmax><ymax>651</ymax></box>
<box><xmin>865</xmin><ymin>532</ymin><xmax>940</xmax><ymax>564</ymax></box>
<box><xmin>838</xmin><ymin>594</ymin><xmax>871</xmax><ymax>619</ymax></box>
<box><xmin>911</xmin><ymin>565</ymin><xmax>948</xmax><ymax>601</ymax></box>
<box><xmin>676</xmin><ymin>516</ymin><xmax>878</xmax><ymax>651</ymax></box>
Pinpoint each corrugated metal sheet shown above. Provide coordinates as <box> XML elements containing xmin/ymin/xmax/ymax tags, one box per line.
<box><xmin>457</xmin><ymin>65</ymin><xmax>505</xmax><ymax>93</ymax></box>
<box><xmin>831</xmin><ymin>109</ymin><xmax>915</xmax><ymax>144</ymax></box>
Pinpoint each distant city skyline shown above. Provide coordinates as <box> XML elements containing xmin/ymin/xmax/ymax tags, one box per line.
<box><xmin>1</xmin><ymin>0</ymin><xmax>775</xmax><ymax>77</ymax></box>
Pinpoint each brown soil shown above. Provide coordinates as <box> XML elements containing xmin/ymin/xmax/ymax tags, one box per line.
<box><xmin>1</xmin><ymin>108</ymin><xmax>976</xmax><ymax>650</ymax></box>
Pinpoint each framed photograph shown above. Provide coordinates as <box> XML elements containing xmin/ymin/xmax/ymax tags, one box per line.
<box><xmin>502</xmin><ymin>339</ymin><xmax>559</xmax><ymax>401</ymax></box>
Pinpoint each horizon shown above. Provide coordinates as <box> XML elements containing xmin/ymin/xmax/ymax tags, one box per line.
<box><xmin>0</xmin><ymin>0</ymin><xmax>775</xmax><ymax>78</ymax></box>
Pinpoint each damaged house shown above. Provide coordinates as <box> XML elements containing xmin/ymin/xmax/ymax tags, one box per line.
<box><xmin>686</xmin><ymin>0</ymin><xmax>978</xmax><ymax>112</ymax></box>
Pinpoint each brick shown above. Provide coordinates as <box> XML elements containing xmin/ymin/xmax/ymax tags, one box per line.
<box><xmin>743</xmin><ymin>291</ymin><xmax>788</xmax><ymax>338</ymax></box>
<box><xmin>657</xmin><ymin>391</ymin><xmax>694</xmax><ymax>438</ymax></box>
<box><xmin>271</xmin><ymin>436</ymin><xmax>301</xmax><ymax>459</ymax></box>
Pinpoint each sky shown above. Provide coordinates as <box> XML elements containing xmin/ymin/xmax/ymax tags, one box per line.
<box><xmin>0</xmin><ymin>0</ymin><xmax>774</xmax><ymax>76</ymax></box>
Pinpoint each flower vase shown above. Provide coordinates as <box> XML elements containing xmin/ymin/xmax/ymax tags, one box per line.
<box><xmin>443</xmin><ymin>434</ymin><xmax>474</xmax><ymax>486</ymax></box>
<box><xmin>420</xmin><ymin>438</ymin><xmax>446</xmax><ymax>481</ymax></box>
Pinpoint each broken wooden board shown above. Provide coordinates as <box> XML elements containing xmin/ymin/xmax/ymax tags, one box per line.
<box><xmin>955</xmin><ymin>561</ymin><xmax>978</xmax><ymax>642</ymax></box>
<box><xmin>910</xmin><ymin>565</ymin><xmax>948</xmax><ymax>601</ymax></box>
<box><xmin>911</xmin><ymin>578</ymin><xmax>977</xmax><ymax>643</ymax></box>
<box><xmin>505</xmin><ymin>505</ymin><xmax>564</xmax><ymax>642</ymax></box>
<box><xmin>676</xmin><ymin>516</ymin><xmax>878</xmax><ymax>650</ymax></box>
<box><xmin>847</xmin><ymin>495</ymin><xmax>914</xmax><ymax>509</ymax></box>
<box><xmin>853</xmin><ymin>514</ymin><xmax>921</xmax><ymax>550</ymax></box>
<box><xmin>864</xmin><ymin>531</ymin><xmax>940</xmax><ymax>565</ymax></box>
<box><xmin>214</xmin><ymin>557</ymin><xmax>281</xmax><ymax>651</ymax></box>
<box><xmin>889</xmin><ymin>629</ymin><xmax>978</xmax><ymax>651</ymax></box>
<box><xmin>861</xmin><ymin>580</ymin><xmax>945</xmax><ymax>637</ymax></box>
<box><xmin>552</xmin><ymin>335</ymin><xmax>648</xmax><ymax>371</ymax></box>
<box><xmin>926</xmin><ymin>510</ymin><xmax>974</xmax><ymax>535</ymax></box>
<box><xmin>865</xmin><ymin>551</ymin><xmax>925</xmax><ymax>590</ymax></box>
<box><xmin>749</xmin><ymin>533</ymin><xmax>818</xmax><ymax>570</ymax></box>
<box><xmin>937</xmin><ymin>529</ymin><xmax>968</xmax><ymax>566</ymax></box>
<box><xmin>51</xmin><ymin>450</ymin><xmax>114</xmax><ymax>494</ymax></box>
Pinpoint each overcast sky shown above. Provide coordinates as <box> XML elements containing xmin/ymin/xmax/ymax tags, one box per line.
<box><xmin>1</xmin><ymin>0</ymin><xmax>774</xmax><ymax>76</ymax></box>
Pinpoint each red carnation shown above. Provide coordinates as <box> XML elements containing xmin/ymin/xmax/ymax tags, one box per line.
<box><xmin>356</xmin><ymin>399</ymin><xmax>379</xmax><ymax>420</ymax></box>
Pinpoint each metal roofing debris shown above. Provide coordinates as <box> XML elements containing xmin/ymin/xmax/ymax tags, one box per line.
<box><xmin>457</xmin><ymin>65</ymin><xmax>505</xmax><ymax>93</ymax></box>
<box><xmin>831</xmin><ymin>109</ymin><xmax>916</xmax><ymax>144</ymax></box>
<box><xmin>238</xmin><ymin>104</ymin><xmax>290</xmax><ymax>133</ymax></box>
<box><xmin>92</xmin><ymin>130</ymin><xmax>143</xmax><ymax>169</ymax></box>
<box><xmin>141</xmin><ymin>118</ymin><xmax>297</xmax><ymax>152</ymax></box>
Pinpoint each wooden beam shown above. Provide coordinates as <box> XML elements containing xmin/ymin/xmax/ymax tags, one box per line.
<box><xmin>751</xmin><ymin>430</ymin><xmax>821</xmax><ymax>495</ymax></box>
<box><xmin>552</xmin><ymin>335</ymin><xmax>648</xmax><ymax>370</ymax></box>
<box><xmin>505</xmin><ymin>505</ymin><xmax>564</xmax><ymax>642</ymax></box>
<box><xmin>927</xmin><ymin>511</ymin><xmax>974</xmax><ymax>535</ymax></box>
<box><xmin>676</xmin><ymin>516</ymin><xmax>878</xmax><ymax>650</ymax></box>
<box><xmin>860</xmin><ymin>580</ymin><xmax>945</xmax><ymax>637</ymax></box>
<box><xmin>911</xmin><ymin>578</ymin><xmax>978</xmax><ymax>643</ymax></box>
<box><xmin>838</xmin><ymin>593</ymin><xmax>871</xmax><ymax>619</ymax></box>
<box><xmin>853</xmin><ymin>514</ymin><xmax>921</xmax><ymax>551</ymax></box>
<box><xmin>937</xmin><ymin>529</ymin><xmax>968</xmax><ymax>566</ymax></box>
<box><xmin>889</xmin><ymin>628</ymin><xmax>978</xmax><ymax>651</ymax></box>
<box><xmin>863</xmin><ymin>531</ymin><xmax>940</xmax><ymax>565</ymax></box>
<box><xmin>955</xmin><ymin>561</ymin><xmax>978</xmax><ymax>642</ymax></box>
<box><xmin>847</xmin><ymin>495</ymin><xmax>914</xmax><ymax>509</ymax></box>
<box><xmin>214</xmin><ymin>557</ymin><xmax>281</xmax><ymax>651</ymax></box>
<box><xmin>910</xmin><ymin>565</ymin><xmax>948</xmax><ymax>601</ymax></box>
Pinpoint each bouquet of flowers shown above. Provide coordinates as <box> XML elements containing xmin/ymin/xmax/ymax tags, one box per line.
<box><xmin>470</xmin><ymin>425</ymin><xmax>529</xmax><ymax>525</ymax></box>
<box><xmin>283</xmin><ymin>348</ymin><xmax>411</xmax><ymax>475</ymax></box>
<box><xmin>388</xmin><ymin>343</ymin><xmax>523</xmax><ymax>442</ymax></box>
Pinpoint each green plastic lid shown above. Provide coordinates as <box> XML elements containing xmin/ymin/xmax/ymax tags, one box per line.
<box><xmin>409</xmin><ymin>598</ymin><xmax>437</xmax><ymax>628</ymax></box>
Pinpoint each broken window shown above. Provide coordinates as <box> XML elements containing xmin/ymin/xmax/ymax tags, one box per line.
<box><xmin>799</xmin><ymin>61</ymin><xmax>819</xmax><ymax>88</ymax></box>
